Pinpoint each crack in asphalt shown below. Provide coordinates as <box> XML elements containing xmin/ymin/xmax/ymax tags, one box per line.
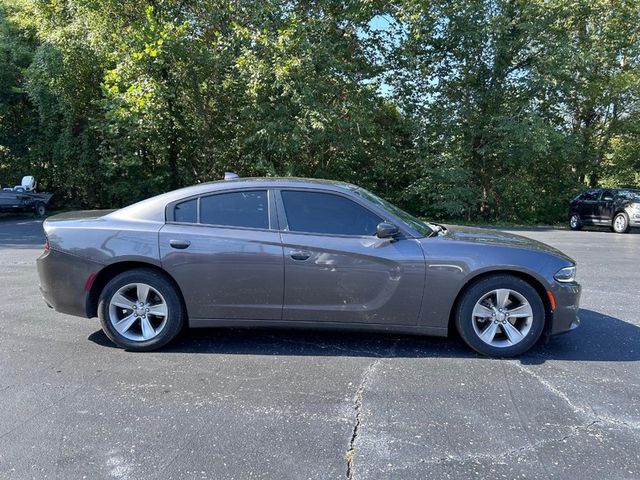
<box><xmin>512</xmin><ymin>362</ymin><xmax>640</xmax><ymax>432</ymax></box>
<box><xmin>380</xmin><ymin>359</ymin><xmax>639</xmax><ymax>474</ymax></box>
<box><xmin>346</xmin><ymin>358</ymin><xmax>383</xmax><ymax>479</ymax></box>
<box><xmin>501</xmin><ymin>362</ymin><xmax>553</xmax><ymax>478</ymax></box>
<box><xmin>412</xmin><ymin>420</ymin><xmax>602</xmax><ymax>468</ymax></box>
<box><xmin>345</xmin><ymin>340</ymin><xmax>399</xmax><ymax>479</ymax></box>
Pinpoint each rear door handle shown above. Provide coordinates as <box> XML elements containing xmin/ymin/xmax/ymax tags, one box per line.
<box><xmin>169</xmin><ymin>239</ymin><xmax>191</xmax><ymax>250</ymax></box>
<box><xmin>290</xmin><ymin>250</ymin><xmax>311</xmax><ymax>261</ymax></box>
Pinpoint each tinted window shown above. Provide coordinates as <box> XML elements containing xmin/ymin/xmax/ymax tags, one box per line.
<box><xmin>281</xmin><ymin>191</ymin><xmax>382</xmax><ymax>236</ymax></box>
<box><xmin>200</xmin><ymin>191</ymin><xmax>269</xmax><ymax>229</ymax></box>
<box><xmin>583</xmin><ymin>190</ymin><xmax>600</xmax><ymax>201</ymax></box>
<box><xmin>618</xmin><ymin>189</ymin><xmax>640</xmax><ymax>201</ymax></box>
<box><xmin>174</xmin><ymin>199</ymin><xmax>197</xmax><ymax>223</ymax></box>
<box><xmin>351</xmin><ymin>187</ymin><xmax>434</xmax><ymax>236</ymax></box>
<box><xmin>601</xmin><ymin>190</ymin><xmax>614</xmax><ymax>201</ymax></box>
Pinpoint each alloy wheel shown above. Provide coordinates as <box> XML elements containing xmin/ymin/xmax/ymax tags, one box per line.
<box><xmin>471</xmin><ymin>288</ymin><xmax>533</xmax><ymax>348</ymax></box>
<box><xmin>570</xmin><ymin>215</ymin><xmax>579</xmax><ymax>229</ymax></box>
<box><xmin>108</xmin><ymin>282</ymin><xmax>169</xmax><ymax>342</ymax></box>
<box><xmin>614</xmin><ymin>214</ymin><xmax>627</xmax><ymax>232</ymax></box>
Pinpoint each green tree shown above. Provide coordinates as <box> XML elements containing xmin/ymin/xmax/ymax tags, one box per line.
<box><xmin>0</xmin><ymin>1</ymin><xmax>36</xmax><ymax>184</ymax></box>
<box><xmin>1</xmin><ymin>0</ymin><xmax>639</xmax><ymax>223</ymax></box>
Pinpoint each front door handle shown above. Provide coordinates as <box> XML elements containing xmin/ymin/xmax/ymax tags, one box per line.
<box><xmin>290</xmin><ymin>250</ymin><xmax>311</xmax><ymax>261</ymax></box>
<box><xmin>169</xmin><ymin>239</ymin><xmax>191</xmax><ymax>250</ymax></box>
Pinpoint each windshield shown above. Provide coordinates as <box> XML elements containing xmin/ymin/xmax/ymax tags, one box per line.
<box><xmin>617</xmin><ymin>189</ymin><xmax>640</xmax><ymax>201</ymax></box>
<box><xmin>350</xmin><ymin>187</ymin><xmax>435</xmax><ymax>237</ymax></box>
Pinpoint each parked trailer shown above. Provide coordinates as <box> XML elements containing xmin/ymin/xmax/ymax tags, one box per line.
<box><xmin>0</xmin><ymin>176</ymin><xmax>53</xmax><ymax>217</ymax></box>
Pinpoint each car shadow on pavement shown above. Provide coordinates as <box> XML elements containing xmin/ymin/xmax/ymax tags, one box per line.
<box><xmin>518</xmin><ymin>308</ymin><xmax>640</xmax><ymax>364</ymax></box>
<box><xmin>88</xmin><ymin>308</ymin><xmax>639</xmax><ymax>363</ymax></box>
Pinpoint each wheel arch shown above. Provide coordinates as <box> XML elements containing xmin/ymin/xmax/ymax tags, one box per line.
<box><xmin>447</xmin><ymin>269</ymin><xmax>553</xmax><ymax>337</ymax></box>
<box><xmin>86</xmin><ymin>261</ymin><xmax>186</xmax><ymax>318</ymax></box>
<box><xmin>612</xmin><ymin>210</ymin><xmax>630</xmax><ymax>232</ymax></box>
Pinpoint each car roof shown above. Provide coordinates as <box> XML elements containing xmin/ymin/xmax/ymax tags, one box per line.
<box><xmin>108</xmin><ymin>177</ymin><xmax>361</xmax><ymax>222</ymax></box>
<box><xmin>179</xmin><ymin>176</ymin><xmax>356</xmax><ymax>194</ymax></box>
<box><xmin>161</xmin><ymin>177</ymin><xmax>363</xmax><ymax>203</ymax></box>
<box><xmin>583</xmin><ymin>187</ymin><xmax>640</xmax><ymax>193</ymax></box>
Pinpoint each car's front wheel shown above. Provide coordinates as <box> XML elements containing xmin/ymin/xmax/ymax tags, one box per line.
<box><xmin>455</xmin><ymin>275</ymin><xmax>545</xmax><ymax>357</ymax></box>
<box><xmin>612</xmin><ymin>212</ymin><xmax>630</xmax><ymax>234</ymax></box>
<box><xmin>98</xmin><ymin>269</ymin><xmax>185</xmax><ymax>351</ymax></box>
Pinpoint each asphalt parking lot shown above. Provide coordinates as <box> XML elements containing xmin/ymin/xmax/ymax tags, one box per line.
<box><xmin>0</xmin><ymin>216</ymin><xmax>638</xmax><ymax>479</ymax></box>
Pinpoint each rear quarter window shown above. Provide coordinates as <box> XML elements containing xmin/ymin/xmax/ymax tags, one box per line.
<box><xmin>174</xmin><ymin>199</ymin><xmax>197</xmax><ymax>223</ymax></box>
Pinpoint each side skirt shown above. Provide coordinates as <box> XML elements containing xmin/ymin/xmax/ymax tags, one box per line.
<box><xmin>188</xmin><ymin>317</ymin><xmax>449</xmax><ymax>338</ymax></box>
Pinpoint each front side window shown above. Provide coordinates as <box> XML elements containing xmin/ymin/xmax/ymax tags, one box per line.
<box><xmin>617</xmin><ymin>189</ymin><xmax>640</xmax><ymax>201</ymax></box>
<box><xmin>351</xmin><ymin>187</ymin><xmax>434</xmax><ymax>237</ymax></box>
<box><xmin>200</xmin><ymin>190</ymin><xmax>269</xmax><ymax>229</ymax></box>
<box><xmin>281</xmin><ymin>190</ymin><xmax>382</xmax><ymax>236</ymax></box>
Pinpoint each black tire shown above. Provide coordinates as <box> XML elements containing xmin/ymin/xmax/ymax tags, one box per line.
<box><xmin>569</xmin><ymin>213</ymin><xmax>582</xmax><ymax>230</ymax></box>
<box><xmin>98</xmin><ymin>268</ymin><xmax>185</xmax><ymax>351</ymax></box>
<box><xmin>455</xmin><ymin>275</ymin><xmax>546</xmax><ymax>357</ymax></box>
<box><xmin>34</xmin><ymin>202</ymin><xmax>46</xmax><ymax>217</ymax></box>
<box><xmin>612</xmin><ymin>212</ymin><xmax>630</xmax><ymax>234</ymax></box>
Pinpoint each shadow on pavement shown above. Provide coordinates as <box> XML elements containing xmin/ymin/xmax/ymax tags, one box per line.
<box><xmin>88</xmin><ymin>308</ymin><xmax>639</xmax><ymax>363</ymax></box>
<box><xmin>520</xmin><ymin>308</ymin><xmax>640</xmax><ymax>364</ymax></box>
<box><xmin>0</xmin><ymin>216</ymin><xmax>45</xmax><ymax>247</ymax></box>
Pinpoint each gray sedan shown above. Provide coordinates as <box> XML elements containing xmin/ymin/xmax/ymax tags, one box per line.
<box><xmin>37</xmin><ymin>177</ymin><xmax>581</xmax><ymax>356</ymax></box>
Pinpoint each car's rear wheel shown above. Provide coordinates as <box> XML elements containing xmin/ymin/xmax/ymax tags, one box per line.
<box><xmin>455</xmin><ymin>275</ymin><xmax>545</xmax><ymax>357</ymax></box>
<box><xmin>569</xmin><ymin>213</ymin><xmax>582</xmax><ymax>230</ymax></box>
<box><xmin>98</xmin><ymin>269</ymin><xmax>185</xmax><ymax>351</ymax></box>
<box><xmin>612</xmin><ymin>212</ymin><xmax>629</xmax><ymax>234</ymax></box>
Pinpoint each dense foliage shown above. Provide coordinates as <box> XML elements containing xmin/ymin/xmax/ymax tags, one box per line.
<box><xmin>1</xmin><ymin>0</ymin><xmax>639</xmax><ymax>223</ymax></box>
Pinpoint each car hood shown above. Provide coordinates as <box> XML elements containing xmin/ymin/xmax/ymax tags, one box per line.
<box><xmin>439</xmin><ymin>225</ymin><xmax>575</xmax><ymax>263</ymax></box>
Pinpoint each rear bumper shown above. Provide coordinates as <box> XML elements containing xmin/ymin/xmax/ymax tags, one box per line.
<box><xmin>37</xmin><ymin>248</ymin><xmax>102</xmax><ymax>318</ymax></box>
<box><xmin>549</xmin><ymin>281</ymin><xmax>581</xmax><ymax>335</ymax></box>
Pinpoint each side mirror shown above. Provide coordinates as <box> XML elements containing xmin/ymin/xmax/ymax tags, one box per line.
<box><xmin>376</xmin><ymin>222</ymin><xmax>399</xmax><ymax>239</ymax></box>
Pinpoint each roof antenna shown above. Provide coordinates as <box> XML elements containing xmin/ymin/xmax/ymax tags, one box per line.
<box><xmin>224</xmin><ymin>172</ymin><xmax>240</xmax><ymax>180</ymax></box>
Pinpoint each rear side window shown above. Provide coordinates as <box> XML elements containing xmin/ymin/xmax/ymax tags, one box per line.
<box><xmin>174</xmin><ymin>199</ymin><xmax>197</xmax><ymax>223</ymax></box>
<box><xmin>601</xmin><ymin>190</ymin><xmax>614</xmax><ymax>201</ymax></box>
<box><xmin>200</xmin><ymin>190</ymin><xmax>269</xmax><ymax>229</ymax></box>
<box><xmin>281</xmin><ymin>190</ymin><xmax>381</xmax><ymax>236</ymax></box>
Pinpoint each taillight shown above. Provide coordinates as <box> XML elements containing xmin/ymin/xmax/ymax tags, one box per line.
<box><xmin>44</xmin><ymin>241</ymin><xmax>50</xmax><ymax>250</ymax></box>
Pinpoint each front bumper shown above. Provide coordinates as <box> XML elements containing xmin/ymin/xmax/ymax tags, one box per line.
<box><xmin>37</xmin><ymin>248</ymin><xmax>101</xmax><ymax>318</ymax></box>
<box><xmin>549</xmin><ymin>281</ymin><xmax>581</xmax><ymax>335</ymax></box>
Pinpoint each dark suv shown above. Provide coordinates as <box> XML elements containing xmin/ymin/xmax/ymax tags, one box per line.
<box><xmin>569</xmin><ymin>188</ymin><xmax>640</xmax><ymax>233</ymax></box>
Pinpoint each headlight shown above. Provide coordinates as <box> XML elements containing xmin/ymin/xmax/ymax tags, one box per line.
<box><xmin>554</xmin><ymin>266</ymin><xmax>576</xmax><ymax>283</ymax></box>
